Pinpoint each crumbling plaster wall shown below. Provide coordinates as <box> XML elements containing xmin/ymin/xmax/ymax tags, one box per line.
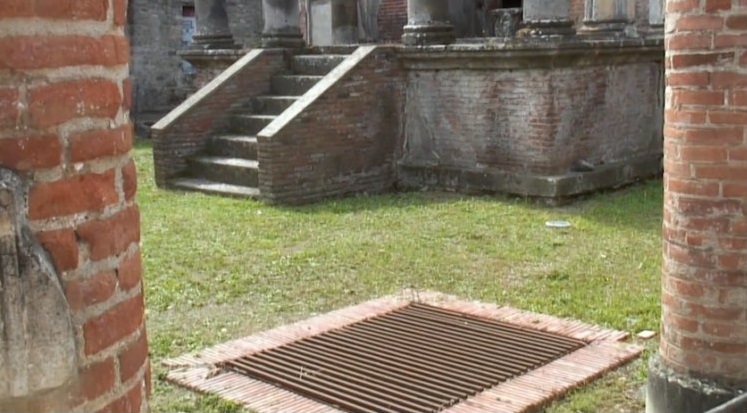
<box><xmin>128</xmin><ymin>0</ymin><xmax>262</xmax><ymax>120</ymax></box>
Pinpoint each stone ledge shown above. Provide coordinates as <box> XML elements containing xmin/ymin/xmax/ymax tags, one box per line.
<box><xmin>397</xmin><ymin>35</ymin><xmax>664</xmax><ymax>69</ymax></box>
<box><xmin>178</xmin><ymin>48</ymin><xmax>248</xmax><ymax>62</ymax></box>
<box><xmin>398</xmin><ymin>153</ymin><xmax>663</xmax><ymax>201</ymax></box>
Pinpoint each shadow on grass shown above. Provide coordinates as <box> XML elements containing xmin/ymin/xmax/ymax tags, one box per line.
<box><xmin>274</xmin><ymin>179</ymin><xmax>663</xmax><ymax>233</ymax></box>
<box><xmin>137</xmin><ymin>138</ymin><xmax>662</xmax><ymax>233</ymax></box>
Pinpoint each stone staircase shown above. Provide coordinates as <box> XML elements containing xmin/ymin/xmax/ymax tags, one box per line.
<box><xmin>170</xmin><ymin>51</ymin><xmax>350</xmax><ymax>198</ymax></box>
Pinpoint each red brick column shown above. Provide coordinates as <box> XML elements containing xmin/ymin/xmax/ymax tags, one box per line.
<box><xmin>0</xmin><ymin>1</ymin><xmax>150</xmax><ymax>412</ymax></box>
<box><xmin>646</xmin><ymin>1</ymin><xmax>747</xmax><ymax>412</ymax></box>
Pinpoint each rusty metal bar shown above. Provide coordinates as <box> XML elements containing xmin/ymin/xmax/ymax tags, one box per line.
<box><xmin>378</xmin><ymin>311</ymin><xmax>572</xmax><ymax>362</ymax></box>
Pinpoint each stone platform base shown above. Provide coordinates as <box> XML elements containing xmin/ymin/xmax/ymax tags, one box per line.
<box><xmin>646</xmin><ymin>356</ymin><xmax>746</xmax><ymax>413</ymax></box>
<box><xmin>398</xmin><ymin>154</ymin><xmax>662</xmax><ymax>202</ymax></box>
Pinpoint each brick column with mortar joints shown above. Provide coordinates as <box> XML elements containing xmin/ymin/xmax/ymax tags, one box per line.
<box><xmin>0</xmin><ymin>0</ymin><xmax>150</xmax><ymax>412</ymax></box>
<box><xmin>518</xmin><ymin>0</ymin><xmax>575</xmax><ymax>36</ymax></box>
<box><xmin>193</xmin><ymin>0</ymin><xmax>240</xmax><ymax>49</ymax></box>
<box><xmin>402</xmin><ymin>0</ymin><xmax>455</xmax><ymax>46</ymax></box>
<box><xmin>580</xmin><ymin>0</ymin><xmax>636</xmax><ymax>34</ymax></box>
<box><xmin>646</xmin><ymin>0</ymin><xmax>747</xmax><ymax>412</ymax></box>
<box><xmin>262</xmin><ymin>0</ymin><xmax>305</xmax><ymax>48</ymax></box>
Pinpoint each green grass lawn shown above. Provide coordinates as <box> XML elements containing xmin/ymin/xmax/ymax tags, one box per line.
<box><xmin>135</xmin><ymin>141</ymin><xmax>662</xmax><ymax>413</ymax></box>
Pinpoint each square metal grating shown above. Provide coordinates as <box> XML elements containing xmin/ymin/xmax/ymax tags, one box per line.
<box><xmin>220</xmin><ymin>302</ymin><xmax>587</xmax><ymax>413</ymax></box>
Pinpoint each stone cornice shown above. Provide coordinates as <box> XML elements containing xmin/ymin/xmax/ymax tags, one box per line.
<box><xmin>396</xmin><ymin>35</ymin><xmax>664</xmax><ymax>70</ymax></box>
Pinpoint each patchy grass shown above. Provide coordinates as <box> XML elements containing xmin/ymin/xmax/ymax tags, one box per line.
<box><xmin>135</xmin><ymin>141</ymin><xmax>662</xmax><ymax>413</ymax></box>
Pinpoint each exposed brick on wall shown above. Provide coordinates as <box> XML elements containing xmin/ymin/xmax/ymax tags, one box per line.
<box><xmin>661</xmin><ymin>0</ymin><xmax>747</xmax><ymax>383</ymax></box>
<box><xmin>401</xmin><ymin>55</ymin><xmax>663</xmax><ymax>176</ymax></box>
<box><xmin>152</xmin><ymin>50</ymin><xmax>285</xmax><ymax>186</ymax></box>
<box><xmin>258</xmin><ymin>47</ymin><xmax>404</xmax><ymax>204</ymax></box>
<box><xmin>0</xmin><ymin>0</ymin><xmax>149</xmax><ymax>411</ymax></box>
<box><xmin>377</xmin><ymin>0</ymin><xmax>407</xmax><ymax>41</ymax></box>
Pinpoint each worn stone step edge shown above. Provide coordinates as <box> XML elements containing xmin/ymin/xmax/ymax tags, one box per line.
<box><xmin>171</xmin><ymin>178</ymin><xmax>260</xmax><ymax>198</ymax></box>
<box><xmin>233</xmin><ymin>114</ymin><xmax>277</xmax><ymax>121</ymax></box>
<box><xmin>191</xmin><ymin>156</ymin><xmax>259</xmax><ymax>169</ymax></box>
<box><xmin>291</xmin><ymin>55</ymin><xmax>348</xmax><ymax>74</ymax></box>
<box><xmin>213</xmin><ymin>135</ymin><xmax>258</xmax><ymax>145</ymax></box>
<box><xmin>293</xmin><ymin>54</ymin><xmax>349</xmax><ymax>60</ymax></box>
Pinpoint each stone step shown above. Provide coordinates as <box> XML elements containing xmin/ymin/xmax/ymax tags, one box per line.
<box><xmin>172</xmin><ymin>178</ymin><xmax>260</xmax><ymax>199</ymax></box>
<box><xmin>291</xmin><ymin>54</ymin><xmax>347</xmax><ymax>75</ymax></box>
<box><xmin>188</xmin><ymin>156</ymin><xmax>259</xmax><ymax>187</ymax></box>
<box><xmin>271</xmin><ymin>75</ymin><xmax>323</xmax><ymax>96</ymax></box>
<box><xmin>208</xmin><ymin>135</ymin><xmax>258</xmax><ymax>159</ymax></box>
<box><xmin>307</xmin><ymin>45</ymin><xmax>357</xmax><ymax>55</ymax></box>
<box><xmin>251</xmin><ymin>95</ymin><xmax>299</xmax><ymax>115</ymax></box>
<box><xmin>227</xmin><ymin>114</ymin><xmax>276</xmax><ymax>135</ymax></box>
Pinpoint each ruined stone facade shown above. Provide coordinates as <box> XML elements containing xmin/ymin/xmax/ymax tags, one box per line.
<box><xmin>133</xmin><ymin>0</ymin><xmax>660</xmax><ymax>133</ymax></box>
<box><xmin>128</xmin><ymin>0</ymin><xmax>262</xmax><ymax>131</ymax></box>
<box><xmin>0</xmin><ymin>1</ymin><xmax>150</xmax><ymax>411</ymax></box>
<box><xmin>154</xmin><ymin>0</ymin><xmax>666</xmax><ymax>203</ymax></box>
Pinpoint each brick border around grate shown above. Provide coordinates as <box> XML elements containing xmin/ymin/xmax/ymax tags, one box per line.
<box><xmin>164</xmin><ymin>290</ymin><xmax>644</xmax><ymax>413</ymax></box>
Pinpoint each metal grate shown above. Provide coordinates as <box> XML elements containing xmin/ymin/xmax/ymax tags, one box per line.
<box><xmin>221</xmin><ymin>303</ymin><xmax>587</xmax><ymax>413</ymax></box>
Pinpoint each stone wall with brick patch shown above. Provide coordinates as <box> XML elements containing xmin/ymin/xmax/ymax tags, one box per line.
<box><xmin>258</xmin><ymin>46</ymin><xmax>404</xmax><ymax>204</ymax></box>
<box><xmin>151</xmin><ymin>49</ymin><xmax>286</xmax><ymax>186</ymax></box>
<box><xmin>398</xmin><ymin>39</ymin><xmax>664</xmax><ymax>198</ymax></box>
<box><xmin>128</xmin><ymin>0</ymin><xmax>262</xmax><ymax>125</ymax></box>
<box><xmin>0</xmin><ymin>0</ymin><xmax>150</xmax><ymax>412</ymax></box>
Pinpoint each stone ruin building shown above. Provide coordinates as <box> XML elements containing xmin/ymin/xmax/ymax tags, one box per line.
<box><xmin>150</xmin><ymin>0</ymin><xmax>666</xmax><ymax>204</ymax></box>
<box><xmin>0</xmin><ymin>0</ymin><xmax>744</xmax><ymax>412</ymax></box>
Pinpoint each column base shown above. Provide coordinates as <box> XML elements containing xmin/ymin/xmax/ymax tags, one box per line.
<box><xmin>578</xmin><ymin>20</ymin><xmax>628</xmax><ymax>36</ymax></box>
<box><xmin>646</xmin><ymin>355</ymin><xmax>745</xmax><ymax>413</ymax></box>
<box><xmin>192</xmin><ymin>34</ymin><xmax>240</xmax><ymax>50</ymax></box>
<box><xmin>491</xmin><ymin>8</ymin><xmax>523</xmax><ymax>38</ymax></box>
<box><xmin>517</xmin><ymin>20</ymin><xmax>575</xmax><ymax>37</ymax></box>
<box><xmin>402</xmin><ymin>23</ymin><xmax>455</xmax><ymax>46</ymax></box>
<box><xmin>261</xmin><ymin>32</ymin><xmax>305</xmax><ymax>48</ymax></box>
<box><xmin>640</xmin><ymin>24</ymin><xmax>664</xmax><ymax>38</ymax></box>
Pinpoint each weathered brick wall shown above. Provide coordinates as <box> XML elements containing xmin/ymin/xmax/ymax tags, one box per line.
<box><xmin>401</xmin><ymin>47</ymin><xmax>664</xmax><ymax>176</ymax></box>
<box><xmin>258</xmin><ymin>47</ymin><xmax>404</xmax><ymax>204</ymax></box>
<box><xmin>660</xmin><ymin>0</ymin><xmax>747</xmax><ymax>383</ymax></box>
<box><xmin>151</xmin><ymin>50</ymin><xmax>285</xmax><ymax>186</ymax></box>
<box><xmin>0</xmin><ymin>0</ymin><xmax>149</xmax><ymax>411</ymax></box>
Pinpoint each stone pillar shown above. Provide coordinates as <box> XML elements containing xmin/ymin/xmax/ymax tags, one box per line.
<box><xmin>519</xmin><ymin>0</ymin><xmax>575</xmax><ymax>36</ymax></box>
<box><xmin>193</xmin><ymin>0</ymin><xmax>239</xmax><ymax>49</ymax></box>
<box><xmin>646</xmin><ymin>1</ymin><xmax>747</xmax><ymax>412</ymax></box>
<box><xmin>402</xmin><ymin>0</ymin><xmax>455</xmax><ymax>46</ymax></box>
<box><xmin>580</xmin><ymin>0</ymin><xmax>635</xmax><ymax>34</ymax></box>
<box><xmin>262</xmin><ymin>0</ymin><xmax>305</xmax><ymax>48</ymax></box>
<box><xmin>332</xmin><ymin>0</ymin><xmax>359</xmax><ymax>44</ymax></box>
<box><xmin>0</xmin><ymin>0</ymin><xmax>150</xmax><ymax>412</ymax></box>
